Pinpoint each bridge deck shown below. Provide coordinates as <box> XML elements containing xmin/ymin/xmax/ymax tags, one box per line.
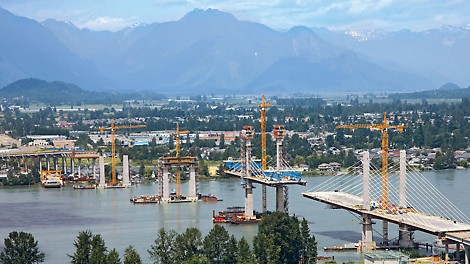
<box><xmin>303</xmin><ymin>191</ymin><xmax>470</xmax><ymax>235</ymax></box>
<box><xmin>225</xmin><ymin>171</ymin><xmax>306</xmax><ymax>186</ymax></box>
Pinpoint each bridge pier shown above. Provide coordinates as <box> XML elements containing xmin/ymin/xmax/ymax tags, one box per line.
<box><xmin>360</xmin><ymin>214</ymin><xmax>376</xmax><ymax>251</ymax></box>
<box><xmin>465</xmin><ymin>245</ymin><xmax>469</xmax><ymax>264</ymax></box>
<box><xmin>162</xmin><ymin>167</ymin><xmax>170</xmax><ymax>202</ymax></box>
<box><xmin>188</xmin><ymin>164</ymin><xmax>197</xmax><ymax>201</ymax></box>
<box><xmin>398</xmin><ymin>224</ymin><xmax>414</xmax><ymax>248</ymax></box>
<box><xmin>245</xmin><ymin>180</ymin><xmax>254</xmax><ymax>218</ymax></box>
<box><xmin>98</xmin><ymin>154</ymin><xmax>106</xmax><ymax>188</ymax></box>
<box><xmin>122</xmin><ymin>155</ymin><xmax>130</xmax><ymax>187</ymax></box>
<box><xmin>276</xmin><ymin>185</ymin><xmax>285</xmax><ymax>213</ymax></box>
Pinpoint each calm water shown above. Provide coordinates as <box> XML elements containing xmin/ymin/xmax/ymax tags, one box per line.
<box><xmin>1</xmin><ymin>170</ymin><xmax>469</xmax><ymax>263</ymax></box>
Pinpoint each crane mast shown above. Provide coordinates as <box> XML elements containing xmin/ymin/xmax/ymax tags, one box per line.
<box><xmin>98</xmin><ymin>119</ymin><xmax>146</xmax><ymax>186</ymax></box>
<box><xmin>258</xmin><ymin>95</ymin><xmax>271</xmax><ymax>213</ymax></box>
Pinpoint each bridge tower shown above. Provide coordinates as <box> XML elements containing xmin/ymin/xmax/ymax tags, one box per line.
<box><xmin>273</xmin><ymin>125</ymin><xmax>288</xmax><ymax>213</ymax></box>
<box><xmin>359</xmin><ymin>151</ymin><xmax>376</xmax><ymax>251</ymax></box>
<box><xmin>241</xmin><ymin>126</ymin><xmax>255</xmax><ymax>218</ymax></box>
<box><xmin>337</xmin><ymin>112</ymin><xmax>406</xmax><ymax>244</ymax></box>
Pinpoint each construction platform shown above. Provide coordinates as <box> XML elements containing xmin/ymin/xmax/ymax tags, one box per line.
<box><xmin>225</xmin><ymin>171</ymin><xmax>306</xmax><ymax>186</ymax></box>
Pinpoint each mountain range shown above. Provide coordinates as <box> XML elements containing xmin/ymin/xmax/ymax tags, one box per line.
<box><xmin>1</xmin><ymin>7</ymin><xmax>469</xmax><ymax>94</ymax></box>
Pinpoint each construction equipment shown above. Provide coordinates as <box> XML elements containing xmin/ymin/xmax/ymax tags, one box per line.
<box><xmin>98</xmin><ymin>120</ymin><xmax>146</xmax><ymax>186</ymax></box>
<box><xmin>337</xmin><ymin>112</ymin><xmax>406</xmax><ymax>243</ymax></box>
<box><xmin>258</xmin><ymin>95</ymin><xmax>271</xmax><ymax>213</ymax></box>
<box><xmin>173</xmin><ymin>123</ymin><xmax>189</xmax><ymax>197</ymax></box>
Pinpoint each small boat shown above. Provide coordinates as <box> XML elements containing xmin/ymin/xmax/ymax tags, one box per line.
<box><xmin>200</xmin><ymin>194</ymin><xmax>220</xmax><ymax>202</ymax></box>
<box><xmin>73</xmin><ymin>184</ymin><xmax>96</xmax><ymax>190</ymax></box>
<box><xmin>41</xmin><ymin>170</ymin><xmax>64</xmax><ymax>188</ymax></box>
<box><xmin>130</xmin><ymin>195</ymin><xmax>160</xmax><ymax>204</ymax></box>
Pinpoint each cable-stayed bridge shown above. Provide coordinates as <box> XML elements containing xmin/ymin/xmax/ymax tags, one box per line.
<box><xmin>303</xmin><ymin>150</ymin><xmax>470</xmax><ymax>262</ymax></box>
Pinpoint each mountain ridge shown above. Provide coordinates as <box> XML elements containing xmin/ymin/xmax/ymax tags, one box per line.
<box><xmin>1</xmin><ymin>7</ymin><xmax>463</xmax><ymax>94</ymax></box>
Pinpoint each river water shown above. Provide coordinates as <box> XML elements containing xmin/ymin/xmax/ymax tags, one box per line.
<box><xmin>1</xmin><ymin>170</ymin><xmax>469</xmax><ymax>263</ymax></box>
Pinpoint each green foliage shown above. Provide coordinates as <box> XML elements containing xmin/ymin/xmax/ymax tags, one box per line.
<box><xmin>236</xmin><ymin>237</ymin><xmax>256</xmax><ymax>264</ymax></box>
<box><xmin>69</xmin><ymin>230</ymin><xmax>109</xmax><ymax>264</ymax></box>
<box><xmin>107</xmin><ymin>248</ymin><xmax>121</xmax><ymax>264</ymax></box>
<box><xmin>148</xmin><ymin>228</ymin><xmax>177</xmax><ymax>264</ymax></box>
<box><xmin>299</xmin><ymin>218</ymin><xmax>317</xmax><ymax>264</ymax></box>
<box><xmin>123</xmin><ymin>245</ymin><xmax>142</xmax><ymax>264</ymax></box>
<box><xmin>203</xmin><ymin>225</ymin><xmax>237</xmax><ymax>264</ymax></box>
<box><xmin>174</xmin><ymin>227</ymin><xmax>203</xmax><ymax>262</ymax></box>
<box><xmin>254</xmin><ymin>212</ymin><xmax>314</xmax><ymax>264</ymax></box>
<box><xmin>0</xmin><ymin>231</ymin><xmax>45</xmax><ymax>264</ymax></box>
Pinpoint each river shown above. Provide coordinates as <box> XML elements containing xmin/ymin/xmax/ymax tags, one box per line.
<box><xmin>1</xmin><ymin>169</ymin><xmax>469</xmax><ymax>263</ymax></box>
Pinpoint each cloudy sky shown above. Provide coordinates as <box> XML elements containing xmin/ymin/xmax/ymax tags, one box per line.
<box><xmin>0</xmin><ymin>0</ymin><xmax>469</xmax><ymax>32</ymax></box>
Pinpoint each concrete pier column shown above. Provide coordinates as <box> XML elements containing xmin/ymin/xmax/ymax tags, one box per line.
<box><xmin>92</xmin><ymin>158</ymin><xmax>96</xmax><ymax>180</ymax></box>
<box><xmin>399</xmin><ymin>150</ymin><xmax>407</xmax><ymax>208</ymax></box>
<box><xmin>77</xmin><ymin>158</ymin><xmax>81</xmax><ymax>178</ymax></box>
<box><xmin>188</xmin><ymin>165</ymin><xmax>197</xmax><ymax>200</ymax></box>
<box><xmin>245</xmin><ymin>180</ymin><xmax>254</xmax><ymax>218</ymax></box>
<box><xmin>398</xmin><ymin>224</ymin><xmax>414</xmax><ymax>248</ymax></box>
<box><xmin>445</xmin><ymin>240</ymin><xmax>449</xmax><ymax>261</ymax></box>
<box><xmin>98</xmin><ymin>154</ymin><xmax>106</xmax><ymax>188</ymax></box>
<box><xmin>276</xmin><ymin>185</ymin><xmax>285</xmax><ymax>213</ymax></box>
<box><xmin>53</xmin><ymin>156</ymin><xmax>58</xmax><ymax>170</ymax></box>
<box><xmin>46</xmin><ymin>156</ymin><xmax>50</xmax><ymax>170</ymax></box>
<box><xmin>122</xmin><ymin>155</ymin><xmax>130</xmax><ymax>187</ymax></box>
<box><xmin>71</xmin><ymin>158</ymin><xmax>75</xmax><ymax>178</ymax></box>
<box><xmin>360</xmin><ymin>214</ymin><xmax>376</xmax><ymax>251</ymax></box>
<box><xmin>457</xmin><ymin>243</ymin><xmax>461</xmax><ymax>262</ymax></box>
<box><xmin>362</xmin><ymin>151</ymin><xmax>370</xmax><ymax>210</ymax></box>
<box><xmin>162</xmin><ymin>166</ymin><xmax>170</xmax><ymax>202</ymax></box>
<box><xmin>61</xmin><ymin>157</ymin><xmax>66</xmax><ymax>175</ymax></box>
<box><xmin>464</xmin><ymin>245</ymin><xmax>469</xmax><ymax>264</ymax></box>
<box><xmin>39</xmin><ymin>157</ymin><xmax>42</xmax><ymax>172</ymax></box>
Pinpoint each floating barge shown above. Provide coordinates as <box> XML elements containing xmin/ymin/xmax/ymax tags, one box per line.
<box><xmin>130</xmin><ymin>193</ymin><xmax>221</xmax><ymax>204</ymax></box>
<box><xmin>212</xmin><ymin>207</ymin><xmax>262</xmax><ymax>224</ymax></box>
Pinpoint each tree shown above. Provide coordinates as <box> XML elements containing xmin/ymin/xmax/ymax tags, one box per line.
<box><xmin>124</xmin><ymin>245</ymin><xmax>142</xmax><ymax>264</ymax></box>
<box><xmin>90</xmin><ymin>234</ymin><xmax>107</xmax><ymax>263</ymax></box>
<box><xmin>299</xmin><ymin>218</ymin><xmax>317</xmax><ymax>264</ymax></box>
<box><xmin>174</xmin><ymin>227</ymin><xmax>203</xmax><ymax>262</ymax></box>
<box><xmin>203</xmin><ymin>225</ymin><xmax>237</xmax><ymax>264</ymax></box>
<box><xmin>253</xmin><ymin>212</ymin><xmax>301</xmax><ymax>264</ymax></box>
<box><xmin>69</xmin><ymin>230</ymin><xmax>109</xmax><ymax>264</ymax></box>
<box><xmin>219</xmin><ymin>133</ymin><xmax>225</xmax><ymax>149</ymax></box>
<box><xmin>148</xmin><ymin>228</ymin><xmax>177</xmax><ymax>264</ymax></box>
<box><xmin>0</xmin><ymin>231</ymin><xmax>45</xmax><ymax>264</ymax></box>
<box><xmin>69</xmin><ymin>230</ymin><xmax>93</xmax><ymax>264</ymax></box>
<box><xmin>236</xmin><ymin>237</ymin><xmax>256</xmax><ymax>264</ymax></box>
<box><xmin>107</xmin><ymin>248</ymin><xmax>121</xmax><ymax>264</ymax></box>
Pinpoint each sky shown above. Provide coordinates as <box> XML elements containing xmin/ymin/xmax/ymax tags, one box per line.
<box><xmin>0</xmin><ymin>0</ymin><xmax>469</xmax><ymax>32</ymax></box>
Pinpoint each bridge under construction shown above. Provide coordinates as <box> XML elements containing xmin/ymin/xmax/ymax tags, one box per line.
<box><xmin>303</xmin><ymin>150</ymin><xmax>470</xmax><ymax>263</ymax></box>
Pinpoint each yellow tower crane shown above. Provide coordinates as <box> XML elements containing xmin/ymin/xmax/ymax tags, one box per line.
<box><xmin>98</xmin><ymin>120</ymin><xmax>146</xmax><ymax>186</ymax></box>
<box><xmin>337</xmin><ymin>112</ymin><xmax>406</xmax><ymax>243</ymax></box>
<box><xmin>258</xmin><ymin>95</ymin><xmax>271</xmax><ymax>213</ymax></box>
<box><xmin>173</xmin><ymin>123</ymin><xmax>189</xmax><ymax>197</ymax></box>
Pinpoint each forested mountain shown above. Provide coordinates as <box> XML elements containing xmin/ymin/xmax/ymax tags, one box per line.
<box><xmin>0</xmin><ymin>78</ymin><xmax>164</xmax><ymax>105</ymax></box>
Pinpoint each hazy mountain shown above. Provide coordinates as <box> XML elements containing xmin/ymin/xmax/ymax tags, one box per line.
<box><xmin>1</xmin><ymin>7</ymin><xmax>440</xmax><ymax>94</ymax></box>
<box><xmin>313</xmin><ymin>26</ymin><xmax>470</xmax><ymax>87</ymax></box>
<box><xmin>0</xmin><ymin>78</ymin><xmax>165</xmax><ymax>105</ymax></box>
<box><xmin>0</xmin><ymin>8</ymin><xmax>106</xmax><ymax>90</ymax></box>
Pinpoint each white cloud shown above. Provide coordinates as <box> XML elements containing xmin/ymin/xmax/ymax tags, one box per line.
<box><xmin>77</xmin><ymin>16</ymin><xmax>135</xmax><ymax>31</ymax></box>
